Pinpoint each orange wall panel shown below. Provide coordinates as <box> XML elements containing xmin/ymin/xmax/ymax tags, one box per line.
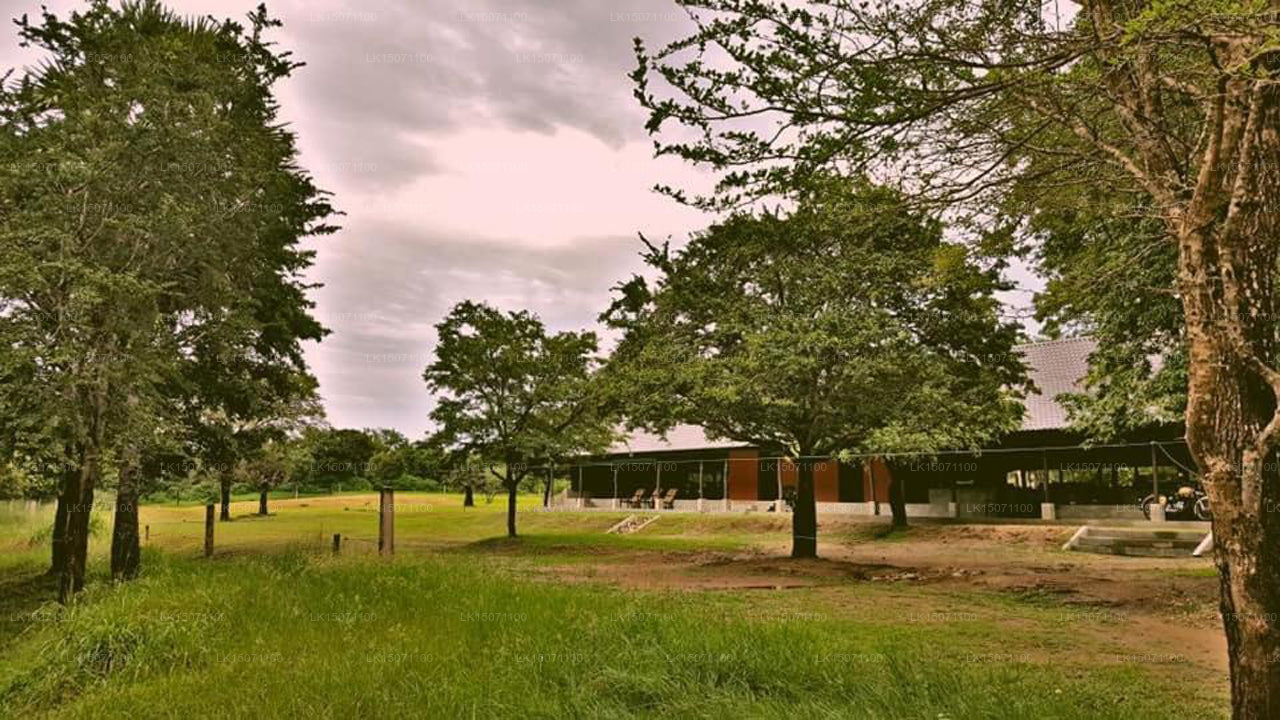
<box><xmin>814</xmin><ymin>460</ymin><xmax>839</xmax><ymax>502</ymax></box>
<box><xmin>863</xmin><ymin>458</ymin><xmax>892</xmax><ymax>502</ymax></box>
<box><xmin>728</xmin><ymin>449</ymin><xmax>759</xmax><ymax>500</ymax></box>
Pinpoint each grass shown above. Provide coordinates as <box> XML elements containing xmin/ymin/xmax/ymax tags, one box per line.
<box><xmin>0</xmin><ymin>494</ymin><xmax>1228</xmax><ymax>719</ymax></box>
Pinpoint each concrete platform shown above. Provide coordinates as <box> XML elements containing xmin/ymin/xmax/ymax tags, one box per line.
<box><xmin>1063</xmin><ymin>525</ymin><xmax>1212</xmax><ymax>557</ymax></box>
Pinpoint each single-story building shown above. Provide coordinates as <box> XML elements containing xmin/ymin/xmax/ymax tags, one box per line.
<box><xmin>561</xmin><ymin>337</ymin><xmax>1196</xmax><ymax>520</ymax></box>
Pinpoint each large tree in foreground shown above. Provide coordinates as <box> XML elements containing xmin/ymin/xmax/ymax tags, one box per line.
<box><xmin>604</xmin><ymin>179</ymin><xmax>1025</xmax><ymax>555</ymax></box>
<box><xmin>0</xmin><ymin>1</ymin><xmax>334</xmax><ymax>597</ymax></box>
<box><xmin>424</xmin><ymin>301</ymin><xmax>611</xmax><ymax>537</ymax></box>
<box><xmin>634</xmin><ymin>2</ymin><xmax>1280</xmax><ymax>713</ymax></box>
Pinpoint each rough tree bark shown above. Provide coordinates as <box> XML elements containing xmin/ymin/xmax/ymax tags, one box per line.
<box><xmin>1166</xmin><ymin>35</ymin><xmax>1280</xmax><ymax>718</ymax></box>
<box><xmin>219</xmin><ymin>472</ymin><xmax>232</xmax><ymax>521</ymax></box>
<box><xmin>109</xmin><ymin>448</ymin><xmax>141</xmax><ymax>581</ymax></box>
<box><xmin>506</xmin><ymin>481</ymin><xmax>518</xmax><ymax>538</ymax></box>
<box><xmin>59</xmin><ymin>445</ymin><xmax>97</xmax><ymax>604</ymax></box>
<box><xmin>887</xmin><ymin>461</ymin><xmax>908</xmax><ymax>529</ymax></box>
<box><xmin>792</xmin><ymin>451</ymin><xmax>817</xmax><ymax>558</ymax></box>
<box><xmin>48</xmin><ymin>486</ymin><xmax>67</xmax><ymax>576</ymax></box>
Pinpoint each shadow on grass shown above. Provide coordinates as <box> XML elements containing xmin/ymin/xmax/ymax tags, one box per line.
<box><xmin>452</xmin><ymin>534</ymin><xmax>627</xmax><ymax>557</ymax></box>
<box><xmin>0</xmin><ymin>568</ymin><xmax>58</xmax><ymax>651</ymax></box>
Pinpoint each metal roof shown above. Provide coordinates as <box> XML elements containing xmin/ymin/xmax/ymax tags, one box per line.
<box><xmin>1017</xmin><ymin>336</ymin><xmax>1097</xmax><ymax>431</ymax></box>
<box><xmin>606</xmin><ymin>425</ymin><xmax>753</xmax><ymax>455</ymax></box>
<box><xmin>608</xmin><ymin>336</ymin><xmax>1100</xmax><ymax>454</ymax></box>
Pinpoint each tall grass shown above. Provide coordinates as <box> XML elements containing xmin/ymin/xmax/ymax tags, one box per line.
<box><xmin>0</xmin><ymin>550</ymin><xmax>1224</xmax><ymax>719</ymax></box>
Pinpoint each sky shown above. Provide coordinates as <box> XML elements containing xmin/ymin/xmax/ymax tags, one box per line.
<box><xmin>0</xmin><ymin>0</ymin><xmax>1041</xmax><ymax>438</ymax></box>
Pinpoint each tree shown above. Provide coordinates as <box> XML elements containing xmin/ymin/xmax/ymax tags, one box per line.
<box><xmin>0</xmin><ymin>1</ymin><xmax>334</xmax><ymax>598</ymax></box>
<box><xmin>424</xmin><ymin>301</ymin><xmax>612</xmax><ymax>537</ymax></box>
<box><xmin>633</xmin><ymin>2</ymin><xmax>1280</xmax><ymax>712</ymax></box>
<box><xmin>301</xmin><ymin>427</ymin><xmax>378</xmax><ymax>491</ymax></box>
<box><xmin>236</xmin><ymin>439</ymin><xmax>305</xmax><ymax>516</ymax></box>
<box><xmin>604</xmin><ymin>179</ymin><xmax>1025</xmax><ymax>554</ymax></box>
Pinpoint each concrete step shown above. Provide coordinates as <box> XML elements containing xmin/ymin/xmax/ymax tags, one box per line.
<box><xmin>1063</xmin><ymin>525</ymin><xmax>1211</xmax><ymax>557</ymax></box>
<box><xmin>1075</xmin><ymin>535</ymin><xmax>1203</xmax><ymax>545</ymax></box>
<box><xmin>1079</xmin><ymin>527</ymin><xmax>1207</xmax><ymax>541</ymax></box>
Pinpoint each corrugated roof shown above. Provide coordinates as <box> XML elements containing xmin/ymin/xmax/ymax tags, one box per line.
<box><xmin>607</xmin><ymin>425</ymin><xmax>753</xmax><ymax>455</ymax></box>
<box><xmin>608</xmin><ymin>336</ymin><xmax>1099</xmax><ymax>453</ymax></box>
<box><xmin>1017</xmin><ymin>336</ymin><xmax>1096</xmax><ymax>431</ymax></box>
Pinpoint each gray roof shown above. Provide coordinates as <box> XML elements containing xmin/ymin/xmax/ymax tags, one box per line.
<box><xmin>609</xmin><ymin>336</ymin><xmax>1098</xmax><ymax>454</ymax></box>
<box><xmin>1018</xmin><ymin>336</ymin><xmax>1096</xmax><ymax>431</ymax></box>
<box><xmin>607</xmin><ymin>425</ymin><xmax>753</xmax><ymax>455</ymax></box>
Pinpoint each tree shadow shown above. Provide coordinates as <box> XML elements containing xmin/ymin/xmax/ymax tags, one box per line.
<box><xmin>0</xmin><ymin>567</ymin><xmax>59</xmax><ymax>650</ymax></box>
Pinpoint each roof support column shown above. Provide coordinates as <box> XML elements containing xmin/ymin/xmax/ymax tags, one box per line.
<box><xmin>698</xmin><ymin>461</ymin><xmax>705</xmax><ymax>513</ymax></box>
<box><xmin>655</xmin><ymin>463</ymin><xmax>662</xmax><ymax>510</ymax></box>
<box><xmin>723</xmin><ymin>459</ymin><xmax>730</xmax><ymax>511</ymax></box>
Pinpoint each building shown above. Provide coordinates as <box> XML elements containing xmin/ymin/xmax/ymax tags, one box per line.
<box><xmin>563</xmin><ymin>337</ymin><xmax>1195</xmax><ymax>520</ymax></box>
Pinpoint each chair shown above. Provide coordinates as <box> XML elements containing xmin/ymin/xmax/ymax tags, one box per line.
<box><xmin>659</xmin><ymin>488</ymin><xmax>678</xmax><ymax>509</ymax></box>
<box><xmin>623</xmin><ymin>488</ymin><xmax>645</xmax><ymax>508</ymax></box>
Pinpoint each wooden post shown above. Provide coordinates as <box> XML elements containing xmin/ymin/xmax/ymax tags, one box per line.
<box><xmin>698</xmin><ymin>461</ymin><xmax>705</xmax><ymax>512</ymax></box>
<box><xmin>379</xmin><ymin>487</ymin><xmax>394</xmax><ymax>556</ymax></box>
<box><xmin>1151</xmin><ymin>442</ymin><xmax>1160</xmax><ymax>501</ymax></box>
<box><xmin>204</xmin><ymin>504</ymin><xmax>214</xmax><ymax>558</ymax></box>
<box><xmin>723</xmin><ymin>459</ymin><xmax>731</xmax><ymax>511</ymax></box>
<box><xmin>332</xmin><ymin>533</ymin><xmax>341</xmax><ymax>555</ymax></box>
<box><xmin>611</xmin><ymin>464</ymin><xmax>619</xmax><ymax>509</ymax></box>
<box><xmin>869</xmin><ymin>460</ymin><xmax>880</xmax><ymax>516</ymax></box>
<box><xmin>1041</xmin><ymin>452</ymin><xmax>1051</xmax><ymax>503</ymax></box>
<box><xmin>144</xmin><ymin>525</ymin><xmax>150</xmax><ymax>544</ymax></box>
<box><xmin>577</xmin><ymin>464</ymin><xmax>585</xmax><ymax>509</ymax></box>
<box><xmin>776</xmin><ymin>458</ymin><xmax>784</xmax><ymax>511</ymax></box>
<box><xmin>654</xmin><ymin>462</ymin><xmax>662</xmax><ymax>509</ymax></box>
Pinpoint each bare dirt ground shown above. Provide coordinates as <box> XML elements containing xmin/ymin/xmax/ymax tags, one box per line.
<box><xmin>537</xmin><ymin>521</ymin><xmax>1228</xmax><ymax>675</ymax></box>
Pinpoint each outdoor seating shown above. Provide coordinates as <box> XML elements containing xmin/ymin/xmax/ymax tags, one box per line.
<box><xmin>659</xmin><ymin>488</ymin><xmax>678</xmax><ymax>509</ymax></box>
<box><xmin>622</xmin><ymin>488</ymin><xmax>645</xmax><ymax>508</ymax></box>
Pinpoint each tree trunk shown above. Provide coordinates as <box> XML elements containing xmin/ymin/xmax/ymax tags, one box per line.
<box><xmin>1184</xmin><ymin>331</ymin><xmax>1280</xmax><ymax>720</ymax></box>
<box><xmin>506</xmin><ymin>482</ymin><xmax>518</xmax><ymax>538</ymax></box>
<box><xmin>258</xmin><ymin>489</ymin><xmax>268</xmax><ymax>516</ymax></box>
<box><xmin>49</xmin><ymin>486</ymin><xmax>68</xmax><ymax>576</ymax></box>
<box><xmin>463</xmin><ymin>482</ymin><xmax>475</xmax><ymax>507</ymax></box>
<box><xmin>59</xmin><ymin>447</ymin><xmax>97</xmax><ymax>604</ymax></box>
<box><xmin>110</xmin><ymin>451</ymin><xmax>141</xmax><ymax>581</ymax></box>
<box><xmin>219</xmin><ymin>473</ymin><xmax>231</xmax><ymax>521</ymax></box>
<box><xmin>791</xmin><ymin>453</ymin><xmax>817</xmax><ymax>558</ymax></box>
<box><xmin>542</xmin><ymin>470</ymin><xmax>553</xmax><ymax>508</ymax></box>
<box><xmin>888</xmin><ymin>462</ymin><xmax>908</xmax><ymax>528</ymax></box>
<box><xmin>1174</xmin><ymin>112</ymin><xmax>1280</xmax><ymax>715</ymax></box>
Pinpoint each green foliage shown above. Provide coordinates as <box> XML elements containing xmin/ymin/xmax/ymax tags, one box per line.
<box><xmin>297</xmin><ymin>427</ymin><xmax>378</xmax><ymax>489</ymax></box>
<box><xmin>1029</xmin><ymin>198</ymin><xmax>1187</xmax><ymax>440</ymax></box>
<box><xmin>425</xmin><ymin>301</ymin><xmax>613</xmax><ymax>480</ymax></box>
<box><xmin>0</xmin><ymin>1</ymin><xmax>334</xmax><ymax>504</ymax></box>
<box><xmin>605</xmin><ymin>178</ymin><xmax>1027</xmax><ymax>458</ymax></box>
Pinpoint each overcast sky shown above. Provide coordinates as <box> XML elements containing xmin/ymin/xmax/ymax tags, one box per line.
<box><xmin>0</xmin><ymin>0</ymin><xmax>1040</xmax><ymax>438</ymax></box>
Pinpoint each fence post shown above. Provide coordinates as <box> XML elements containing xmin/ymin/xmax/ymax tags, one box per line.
<box><xmin>144</xmin><ymin>524</ymin><xmax>150</xmax><ymax>544</ymax></box>
<box><xmin>379</xmin><ymin>487</ymin><xmax>395</xmax><ymax>556</ymax></box>
<box><xmin>204</xmin><ymin>504</ymin><xmax>214</xmax><ymax>558</ymax></box>
<box><xmin>332</xmin><ymin>533</ymin><xmax>342</xmax><ymax>555</ymax></box>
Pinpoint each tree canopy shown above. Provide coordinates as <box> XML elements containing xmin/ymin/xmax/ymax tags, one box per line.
<box><xmin>424</xmin><ymin>301</ymin><xmax>613</xmax><ymax>537</ymax></box>
<box><xmin>0</xmin><ymin>0</ymin><xmax>334</xmax><ymax>596</ymax></box>
<box><xmin>604</xmin><ymin>179</ymin><xmax>1027</xmax><ymax>553</ymax></box>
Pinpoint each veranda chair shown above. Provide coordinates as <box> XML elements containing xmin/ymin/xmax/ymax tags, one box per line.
<box><xmin>623</xmin><ymin>487</ymin><xmax>645</xmax><ymax>508</ymax></box>
<box><xmin>659</xmin><ymin>488</ymin><xmax>679</xmax><ymax>509</ymax></box>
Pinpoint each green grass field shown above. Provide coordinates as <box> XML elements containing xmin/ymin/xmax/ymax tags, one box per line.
<box><xmin>0</xmin><ymin>494</ymin><xmax>1228</xmax><ymax>719</ymax></box>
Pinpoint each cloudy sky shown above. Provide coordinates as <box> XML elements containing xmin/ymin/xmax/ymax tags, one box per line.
<box><xmin>0</xmin><ymin>0</ymin><xmax>1038</xmax><ymax>438</ymax></box>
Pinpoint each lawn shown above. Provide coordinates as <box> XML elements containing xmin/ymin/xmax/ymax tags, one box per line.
<box><xmin>0</xmin><ymin>494</ymin><xmax>1229</xmax><ymax>719</ymax></box>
